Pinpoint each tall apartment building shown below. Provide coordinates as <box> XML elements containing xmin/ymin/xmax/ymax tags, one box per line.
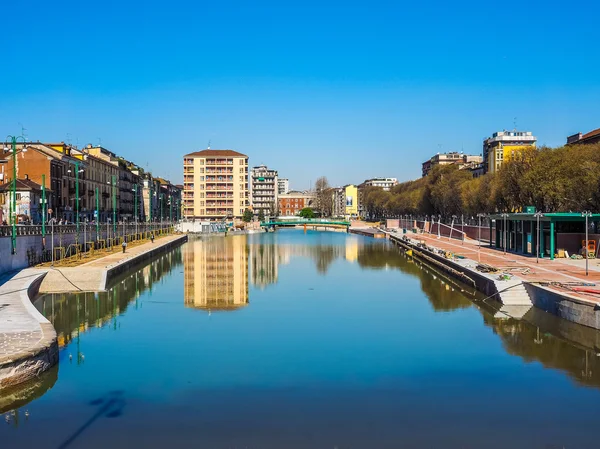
<box><xmin>183</xmin><ymin>149</ymin><xmax>249</xmax><ymax>220</ymax></box>
<box><xmin>483</xmin><ymin>131</ymin><xmax>536</xmax><ymax>174</ymax></box>
<box><xmin>422</xmin><ymin>152</ymin><xmax>483</xmax><ymax>177</ymax></box>
<box><xmin>250</xmin><ymin>165</ymin><xmax>278</xmax><ymax>217</ymax></box>
<box><xmin>277</xmin><ymin>178</ymin><xmax>289</xmax><ymax>195</ymax></box>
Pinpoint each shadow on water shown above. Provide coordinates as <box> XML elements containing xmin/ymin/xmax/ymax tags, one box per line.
<box><xmin>56</xmin><ymin>390</ymin><xmax>126</xmax><ymax>449</ymax></box>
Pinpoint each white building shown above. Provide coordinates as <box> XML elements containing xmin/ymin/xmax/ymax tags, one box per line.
<box><xmin>362</xmin><ymin>177</ymin><xmax>398</xmax><ymax>191</ymax></box>
<box><xmin>277</xmin><ymin>178</ymin><xmax>289</xmax><ymax>195</ymax></box>
<box><xmin>250</xmin><ymin>165</ymin><xmax>278</xmax><ymax>217</ymax></box>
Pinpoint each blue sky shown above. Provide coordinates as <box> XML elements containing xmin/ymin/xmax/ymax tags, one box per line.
<box><xmin>1</xmin><ymin>0</ymin><xmax>598</xmax><ymax>187</ymax></box>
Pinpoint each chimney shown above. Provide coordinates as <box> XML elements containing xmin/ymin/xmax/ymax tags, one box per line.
<box><xmin>25</xmin><ymin>174</ymin><xmax>29</xmax><ymax>180</ymax></box>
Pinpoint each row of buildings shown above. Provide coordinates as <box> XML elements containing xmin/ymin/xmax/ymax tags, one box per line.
<box><xmin>182</xmin><ymin>147</ymin><xmax>398</xmax><ymax>221</ymax></box>
<box><xmin>421</xmin><ymin>126</ymin><xmax>600</xmax><ymax>179</ymax></box>
<box><xmin>182</xmin><ymin>148</ymin><xmax>316</xmax><ymax>220</ymax></box>
<box><xmin>0</xmin><ymin>142</ymin><xmax>181</xmax><ymax>225</ymax></box>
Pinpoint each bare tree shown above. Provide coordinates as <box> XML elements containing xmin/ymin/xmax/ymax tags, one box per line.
<box><xmin>315</xmin><ymin>176</ymin><xmax>332</xmax><ymax>217</ymax></box>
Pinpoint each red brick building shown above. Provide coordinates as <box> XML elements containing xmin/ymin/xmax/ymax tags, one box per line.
<box><xmin>278</xmin><ymin>191</ymin><xmax>316</xmax><ymax>216</ymax></box>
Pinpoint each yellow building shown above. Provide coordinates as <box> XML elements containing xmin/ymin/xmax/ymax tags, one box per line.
<box><xmin>483</xmin><ymin>131</ymin><xmax>537</xmax><ymax>173</ymax></box>
<box><xmin>344</xmin><ymin>184</ymin><xmax>358</xmax><ymax>217</ymax></box>
<box><xmin>183</xmin><ymin>236</ymin><xmax>248</xmax><ymax>311</ymax></box>
<box><xmin>182</xmin><ymin>149</ymin><xmax>249</xmax><ymax>220</ymax></box>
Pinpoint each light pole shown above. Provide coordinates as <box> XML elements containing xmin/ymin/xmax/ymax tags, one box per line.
<box><xmin>107</xmin><ymin>175</ymin><xmax>117</xmax><ymax>238</ymax></box>
<box><xmin>534</xmin><ymin>211</ymin><xmax>543</xmax><ymax>263</ymax></box>
<box><xmin>95</xmin><ymin>187</ymin><xmax>100</xmax><ymax>242</ymax></box>
<box><xmin>461</xmin><ymin>214</ymin><xmax>464</xmax><ymax>245</ymax></box>
<box><xmin>4</xmin><ymin>135</ymin><xmax>28</xmax><ymax>254</ymax></box>
<box><xmin>132</xmin><ymin>184</ymin><xmax>138</xmax><ymax>239</ymax></box>
<box><xmin>500</xmin><ymin>213</ymin><xmax>509</xmax><ymax>254</ymax></box>
<box><xmin>160</xmin><ymin>193</ymin><xmax>164</xmax><ymax>234</ymax></box>
<box><xmin>477</xmin><ymin>213</ymin><xmax>486</xmax><ymax>262</ymax></box>
<box><xmin>41</xmin><ymin>174</ymin><xmax>47</xmax><ymax>249</ymax></box>
<box><xmin>68</xmin><ymin>161</ymin><xmax>84</xmax><ymax>245</ymax></box>
<box><xmin>583</xmin><ymin>211</ymin><xmax>592</xmax><ymax>276</ymax></box>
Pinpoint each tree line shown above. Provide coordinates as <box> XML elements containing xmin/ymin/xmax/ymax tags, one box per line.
<box><xmin>359</xmin><ymin>142</ymin><xmax>600</xmax><ymax>220</ymax></box>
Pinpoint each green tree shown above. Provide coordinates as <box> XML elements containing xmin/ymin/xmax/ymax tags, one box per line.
<box><xmin>258</xmin><ymin>209</ymin><xmax>265</xmax><ymax>222</ymax></box>
<box><xmin>242</xmin><ymin>208</ymin><xmax>253</xmax><ymax>223</ymax></box>
<box><xmin>299</xmin><ymin>207</ymin><xmax>315</xmax><ymax>218</ymax></box>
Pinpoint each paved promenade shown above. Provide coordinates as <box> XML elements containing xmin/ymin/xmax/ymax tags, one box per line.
<box><xmin>39</xmin><ymin>234</ymin><xmax>186</xmax><ymax>293</ymax></box>
<box><xmin>397</xmin><ymin>230</ymin><xmax>600</xmax><ymax>303</ymax></box>
<box><xmin>0</xmin><ymin>234</ymin><xmax>186</xmax><ymax>388</ymax></box>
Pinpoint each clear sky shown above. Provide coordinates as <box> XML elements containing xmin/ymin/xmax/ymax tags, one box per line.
<box><xmin>2</xmin><ymin>0</ymin><xmax>599</xmax><ymax>188</ymax></box>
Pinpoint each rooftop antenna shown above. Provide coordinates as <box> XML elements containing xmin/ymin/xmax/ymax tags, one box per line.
<box><xmin>97</xmin><ymin>137</ymin><xmax>102</xmax><ymax>147</ymax></box>
<box><xmin>66</xmin><ymin>133</ymin><xmax>72</xmax><ymax>145</ymax></box>
<box><xmin>207</xmin><ymin>140</ymin><xmax>211</xmax><ymax>150</ymax></box>
<box><xmin>513</xmin><ymin>117</ymin><xmax>517</xmax><ymax>131</ymax></box>
<box><xmin>19</xmin><ymin>123</ymin><xmax>27</xmax><ymax>140</ymax></box>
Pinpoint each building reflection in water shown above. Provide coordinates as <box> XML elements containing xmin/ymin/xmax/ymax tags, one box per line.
<box><xmin>184</xmin><ymin>236</ymin><xmax>249</xmax><ymax>311</ymax></box>
<box><xmin>34</xmin><ymin>248</ymin><xmax>183</xmax><ymax>349</ymax></box>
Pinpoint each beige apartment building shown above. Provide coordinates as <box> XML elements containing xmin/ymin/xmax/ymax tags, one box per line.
<box><xmin>183</xmin><ymin>149</ymin><xmax>249</xmax><ymax>220</ymax></box>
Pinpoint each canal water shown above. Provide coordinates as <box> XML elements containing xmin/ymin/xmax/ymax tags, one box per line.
<box><xmin>2</xmin><ymin>230</ymin><xmax>600</xmax><ymax>448</ymax></box>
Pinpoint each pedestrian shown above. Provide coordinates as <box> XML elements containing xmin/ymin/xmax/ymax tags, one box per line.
<box><xmin>122</xmin><ymin>240</ymin><xmax>127</xmax><ymax>253</ymax></box>
<box><xmin>150</xmin><ymin>233</ymin><xmax>154</xmax><ymax>243</ymax></box>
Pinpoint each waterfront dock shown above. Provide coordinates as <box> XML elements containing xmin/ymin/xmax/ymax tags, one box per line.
<box><xmin>349</xmin><ymin>227</ymin><xmax>386</xmax><ymax>238</ymax></box>
<box><xmin>390</xmin><ymin>230</ymin><xmax>600</xmax><ymax>329</ymax></box>
<box><xmin>0</xmin><ymin>234</ymin><xmax>187</xmax><ymax>388</ymax></box>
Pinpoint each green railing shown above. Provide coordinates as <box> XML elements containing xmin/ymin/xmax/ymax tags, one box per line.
<box><xmin>261</xmin><ymin>219</ymin><xmax>350</xmax><ymax>227</ymax></box>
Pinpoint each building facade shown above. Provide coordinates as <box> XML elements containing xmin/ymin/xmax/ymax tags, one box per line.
<box><xmin>567</xmin><ymin>128</ymin><xmax>600</xmax><ymax>146</ymax></box>
<box><xmin>422</xmin><ymin>152</ymin><xmax>483</xmax><ymax>177</ymax></box>
<box><xmin>278</xmin><ymin>190</ymin><xmax>316</xmax><ymax>216</ymax></box>
<box><xmin>483</xmin><ymin>131</ymin><xmax>537</xmax><ymax>174</ymax></box>
<box><xmin>362</xmin><ymin>177</ymin><xmax>398</xmax><ymax>191</ymax></box>
<box><xmin>0</xmin><ymin>178</ymin><xmax>45</xmax><ymax>224</ymax></box>
<box><xmin>277</xmin><ymin>178</ymin><xmax>289</xmax><ymax>195</ymax></box>
<box><xmin>182</xmin><ymin>149</ymin><xmax>249</xmax><ymax>220</ymax></box>
<box><xmin>250</xmin><ymin>165</ymin><xmax>278</xmax><ymax>217</ymax></box>
<box><xmin>1</xmin><ymin>141</ymin><xmax>176</xmax><ymax>225</ymax></box>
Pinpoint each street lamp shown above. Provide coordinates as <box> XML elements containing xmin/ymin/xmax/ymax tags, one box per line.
<box><xmin>500</xmin><ymin>213</ymin><xmax>509</xmax><ymax>254</ymax></box>
<box><xmin>477</xmin><ymin>213</ymin><xmax>486</xmax><ymax>262</ymax></box>
<box><xmin>534</xmin><ymin>211</ymin><xmax>543</xmax><ymax>264</ymax></box>
<box><xmin>68</xmin><ymin>162</ymin><xmax>84</xmax><ymax>245</ymax></box>
<box><xmin>107</xmin><ymin>175</ymin><xmax>117</xmax><ymax>238</ymax></box>
<box><xmin>4</xmin><ymin>135</ymin><xmax>28</xmax><ymax>254</ymax></box>
<box><xmin>132</xmin><ymin>184</ymin><xmax>138</xmax><ymax>239</ymax></box>
<box><xmin>582</xmin><ymin>211</ymin><xmax>592</xmax><ymax>276</ymax></box>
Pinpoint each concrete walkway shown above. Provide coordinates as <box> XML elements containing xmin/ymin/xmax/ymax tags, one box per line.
<box><xmin>397</xmin><ymin>230</ymin><xmax>600</xmax><ymax>303</ymax></box>
<box><xmin>0</xmin><ymin>269</ymin><xmax>57</xmax><ymax>389</ymax></box>
<box><xmin>39</xmin><ymin>234</ymin><xmax>186</xmax><ymax>293</ymax></box>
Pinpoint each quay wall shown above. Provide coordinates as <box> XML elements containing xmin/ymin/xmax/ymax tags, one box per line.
<box><xmin>104</xmin><ymin>235</ymin><xmax>187</xmax><ymax>288</ymax></box>
<box><xmin>0</xmin><ymin>271</ymin><xmax>59</xmax><ymax>390</ymax></box>
<box><xmin>389</xmin><ymin>233</ymin><xmax>600</xmax><ymax>330</ymax></box>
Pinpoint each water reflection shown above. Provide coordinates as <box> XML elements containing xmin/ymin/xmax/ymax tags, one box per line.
<box><xmin>17</xmin><ymin>230</ymin><xmax>600</xmax><ymax>413</ymax></box>
<box><xmin>183</xmin><ymin>236</ymin><xmax>249</xmax><ymax>310</ymax></box>
<box><xmin>0</xmin><ymin>366</ymin><xmax>58</xmax><ymax>415</ymax></box>
<box><xmin>35</xmin><ymin>248</ymin><xmax>183</xmax><ymax>348</ymax></box>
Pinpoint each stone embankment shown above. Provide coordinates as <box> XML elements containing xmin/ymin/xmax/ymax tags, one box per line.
<box><xmin>388</xmin><ymin>230</ymin><xmax>600</xmax><ymax>329</ymax></box>
<box><xmin>0</xmin><ymin>234</ymin><xmax>187</xmax><ymax>389</ymax></box>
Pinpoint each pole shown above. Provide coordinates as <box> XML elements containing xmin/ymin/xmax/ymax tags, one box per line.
<box><xmin>478</xmin><ymin>214</ymin><xmax>481</xmax><ymax>262</ymax></box>
<box><xmin>11</xmin><ymin>138</ymin><xmax>17</xmax><ymax>254</ymax></box>
<box><xmin>585</xmin><ymin>212</ymin><xmax>590</xmax><ymax>276</ymax></box>
<box><xmin>42</xmin><ymin>174</ymin><xmax>46</xmax><ymax>238</ymax></box>
<box><xmin>536</xmin><ymin>215</ymin><xmax>540</xmax><ymax>264</ymax></box>
<box><xmin>75</xmin><ymin>161</ymin><xmax>80</xmax><ymax>245</ymax></box>
<box><xmin>134</xmin><ymin>184</ymin><xmax>138</xmax><ymax>239</ymax></box>
<box><xmin>112</xmin><ymin>174</ymin><xmax>117</xmax><ymax>238</ymax></box>
<box><xmin>95</xmin><ymin>187</ymin><xmax>99</xmax><ymax>241</ymax></box>
<box><xmin>504</xmin><ymin>215</ymin><xmax>507</xmax><ymax>254</ymax></box>
<box><xmin>461</xmin><ymin>214</ymin><xmax>464</xmax><ymax>245</ymax></box>
<box><xmin>51</xmin><ymin>218</ymin><xmax>54</xmax><ymax>266</ymax></box>
<box><xmin>160</xmin><ymin>193</ymin><xmax>163</xmax><ymax>234</ymax></box>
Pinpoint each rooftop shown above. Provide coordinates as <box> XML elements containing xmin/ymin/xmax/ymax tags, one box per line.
<box><xmin>0</xmin><ymin>178</ymin><xmax>49</xmax><ymax>192</ymax></box>
<box><xmin>184</xmin><ymin>149</ymin><xmax>247</xmax><ymax>158</ymax></box>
